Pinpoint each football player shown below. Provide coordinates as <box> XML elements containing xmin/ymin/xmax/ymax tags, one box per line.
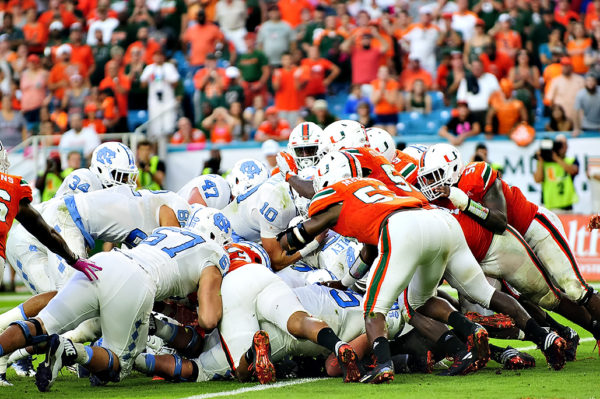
<box><xmin>418</xmin><ymin>144</ymin><xmax>600</xmax><ymax>349</ymax></box>
<box><xmin>226</xmin><ymin>158</ymin><xmax>269</xmax><ymax>198</ymax></box>
<box><xmin>279</xmin><ymin>152</ymin><xmax>566</xmax><ymax>382</ymax></box>
<box><xmin>0</xmin><ymin>207</ymin><xmax>231</xmax><ymax>392</ymax></box>
<box><xmin>177</xmin><ymin>174</ymin><xmax>231</xmax><ymax>209</ymax></box>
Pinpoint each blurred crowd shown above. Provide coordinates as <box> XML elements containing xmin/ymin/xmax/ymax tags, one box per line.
<box><xmin>0</xmin><ymin>0</ymin><xmax>599</xmax><ymax>152</ymax></box>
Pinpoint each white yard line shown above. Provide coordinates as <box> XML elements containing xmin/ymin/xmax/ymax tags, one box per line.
<box><xmin>183</xmin><ymin>378</ymin><xmax>328</xmax><ymax>399</ymax></box>
<box><xmin>514</xmin><ymin>337</ymin><xmax>595</xmax><ymax>351</ymax></box>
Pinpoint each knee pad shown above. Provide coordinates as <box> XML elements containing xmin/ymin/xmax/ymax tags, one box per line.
<box><xmin>9</xmin><ymin>319</ymin><xmax>48</xmax><ymax>346</ymax></box>
<box><xmin>182</xmin><ymin>326</ymin><xmax>204</xmax><ymax>358</ymax></box>
<box><xmin>538</xmin><ymin>291</ymin><xmax>561</xmax><ymax>311</ymax></box>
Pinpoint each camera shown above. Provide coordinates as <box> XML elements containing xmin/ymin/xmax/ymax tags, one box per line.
<box><xmin>539</xmin><ymin>138</ymin><xmax>563</xmax><ymax>162</ymax></box>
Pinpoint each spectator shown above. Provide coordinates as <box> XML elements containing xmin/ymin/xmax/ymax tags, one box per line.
<box><xmin>62</xmin><ymin>74</ymin><xmax>90</xmax><ymax>117</ymax></box>
<box><xmin>83</xmin><ymin>103</ymin><xmax>105</xmax><ymax>133</ymax></box>
<box><xmin>400</xmin><ymin>6</ymin><xmax>440</xmax><ymax>76</ymax></box>
<box><xmin>193</xmin><ymin>53</ymin><xmax>228</xmax><ymax>121</ymax></box>
<box><xmin>69</xmin><ymin>23</ymin><xmax>94</xmax><ymax>79</ymax></box>
<box><xmin>22</xmin><ymin>8</ymin><xmax>47</xmax><ymax>54</ymax></box>
<box><xmin>20</xmin><ymin>54</ymin><xmax>48</xmax><ymax>130</ymax></box>
<box><xmin>261</xmin><ymin>139</ymin><xmax>280</xmax><ymax>171</ymax></box>
<box><xmin>216</xmin><ymin>0</ymin><xmax>247</xmax><ymax>53</ymax></box>
<box><xmin>457</xmin><ymin>58</ymin><xmax>500</xmax><ymax>126</ymax></box>
<box><xmin>444</xmin><ymin>51</ymin><xmax>467</xmax><ymax>106</ymax></box>
<box><xmin>279</xmin><ymin>0</ymin><xmax>313</xmax><ymax>29</ymax></box>
<box><xmin>124</xmin><ymin>26</ymin><xmax>161</xmax><ymax>66</ymax></box>
<box><xmin>313</xmin><ymin>14</ymin><xmax>347</xmax><ymax>60</ymax></box>
<box><xmin>545</xmin><ymin>57</ymin><xmax>585</xmax><ymax>122</ymax></box>
<box><xmin>86</xmin><ymin>0</ymin><xmax>119</xmax><ymax>46</ymax></box>
<box><xmin>399</xmin><ymin>56</ymin><xmax>434</xmax><ymax>92</ymax></box>
<box><xmin>0</xmin><ymin>92</ymin><xmax>26</xmax><ymax>148</ymax></box>
<box><xmin>355</xmin><ymin>101</ymin><xmax>375</xmax><ymax>128</ymax></box>
<box><xmin>344</xmin><ymin>84</ymin><xmax>372</xmax><ymax>115</ymax></box>
<box><xmin>533</xmin><ymin>134</ymin><xmax>579</xmax><ymax>212</ymax></box>
<box><xmin>99</xmin><ymin>60</ymin><xmax>131</xmax><ymax>131</ymax></box>
<box><xmin>257</xmin><ymin>4</ymin><xmax>294</xmax><ymax>67</ymax></box>
<box><xmin>1</xmin><ymin>12</ymin><xmax>24</xmax><ymax>47</ymax></box>
<box><xmin>202</xmin><ymin>148</ymin><xmax>224</xmax><ymax>175</ymax></box>
<box><xmin>140</xmin><ymin>49</ymin><xmax>180</xmax><ymax>137</ymax></box>
<box><xmin>305</xmin><ymin>99</ymin><xmax>336</xmax><ymax>129</ymax></box>
<box><xmin>438</xmin><ymin>12</ymin><xmax>464</xmax><ymax>57</ymax></box>
<box><xmin>554</xmin><ymin>0</ymin><xmax>579</xmax><ymax>27</ymax></box>
<box><xmin>243</xmin><ymin>95</ymin><xmax>266</xmax><ymax>130</ymax></box>
<box><xmin>480</xmin><ymin>42</ymin><xmax>513</xmax><ymax>80</ymax></box>
<box><xmin>137</xmin><ymin>140</ymin><xmax>166</xmax><ymax>190</ymax></box>
<box><xmin>48</xmin><ymin>44</ymin><xmax>81</xmax><ymax>107</ymax></box>
<box><xmin>463</xmin><ymin>18</ymin><xmax>492</xmax><ymax>68</ymax></box>
<box><xmin>0</xmin><ymin>36</ymin><xmax>14</xmax><ymax>95</ymax></box>
<box><xmin>201</xmin><ymin>106</ymin><xmax>236</xmax><ymax>144</ymax></box>
<box><xmin>528</xmin><ymin>8</ymin><xmax>565</xmax><ymax>68</ymax></box>
<box><xmin>371</xmin><ymin>65</ymin><xmax>400</xmax><ymax>135</ymax></box>
<box><xmin>255</xmin><ymin>106</ymin><xmax>291</xmax><ymax>142</ymax></box>
<box><xmin>489</xmin><ymin>13</ymin><xmax>522</xmax><ymax>60</ymax></box>
<box><xmin>508</xmin><ymin>49</ymin><xmax>540</xmax><ymax>118</ymax></box>
<box><xmin>223</xmin><ymin>67</ymin><xmax>245</xmax><ymax>109</ymax></box>
<box><xmin>539</xmin><ymin>28</ymin><xmax>566</xmax><ymax>70</ymax></box>
<box><xmin>89</xmin><ymin>28</ymin><xmax>111</xmax><ymax>86</ymax></box>
<box><xmin>35</xmin><ymin>151</ymin><xmax>63</xmax><ymax>202</ymax></box>
<box><xmin>182</xmin><ymin>9</ymin><xmax>224</xmax><ymax>70</ymax></box>
<box><xmin>406</xmin><ymin>79</ymin><xmax>432</xmax><ymax>114</ymax></box>
<box><xmin>236</xmin><ymin>32</ymin><xmax>269</xmax><ymax>106</ymax></box>
<box><xmin>485</xmin><ymin>78</ymin><xmax>528</xmax><ymax>135</ymax></box>
<box><xmin>124</xmin><ymin>46</ymin><xmax>148</xmax><ymax>131</ymax></box>
<box><xmin>300</xmin><ymin>45</ymin><xmax>340</xmax><ymax>99</ymax></box>
<box><xmin>585</xmin><ymin>24</ymin><xmax>600</xmax><ymax>79</ymax></box>
<box><xmin>63</xmin><ymin>150</ymin><xmax>82</xmax><ymax>176</ymax></box>
<box><xmin>573</xmin><ymin>74</ymin><xmax>600</xmax><ymax>136</ymax></box>
<box><xmin>229</xmin><ymin>101</ymin><xmax>249</xmax><ymax>141</ymax></box>
<box><xmin>341</xmin><ymin>28</ymin><xmax>388</xmax><ymax>85</ymax></box>
<box><xmin>438</xmin><ymin>101</ymin><xmax>481</xmax><ymax>146</ymax></box>
<box><xmin>272</xmin><ymin>52</ymin><xmax>306</xmax><ymax>126</ymax></box>
<box><xmin>39</xmin><ymin>0</ymin><xmax>78</xmax><ymax>30</ymax></box>
<box><xmin>58</xmin><ymin>113</ymin><xmax>100</xmax><ymax>162</ymax></box>
<box><xmin>171</xmin><ymin>116</ymin><xmax>207</xmax><ymax>144</ymax></box>
<box><xmin>567</xmin><ymin>22</ymin><xmax>592</xmax><ymax>75</ymax></box>
<box><xmin>451</xmin><ymin>0</ymin><xmax>478</xmax><ymax>41</ymax></box>
<box><xmin>546</xmin><ymin>104</ymin><xmax>574</xmax><ymax>132</ymax></box>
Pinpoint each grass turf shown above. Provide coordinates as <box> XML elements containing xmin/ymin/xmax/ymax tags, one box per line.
<box><xmin>1</xmin><ymin>294</ymin><xmax>599</xmax><ymax>399</ymax></box>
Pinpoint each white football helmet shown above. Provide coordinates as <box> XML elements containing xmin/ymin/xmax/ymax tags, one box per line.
<box><xmin>417</xmin><ymin>143</ymin><xmax>464</xmax><ymax>201</ymax></box>
<box><xmin>185</xmin><ymin>205</ymin><xmax>232</xmax><ymax>246</ymax></box>
<box><xmin>366</xmin><ymin>127</ymin><xmax>396</xmax><ymax>162</ymax></box>
<box><xmin>402</xmin><ymin>144</ymin><xmax>428</xmax><ymax>161</ymax></box>
<box><xmin>226</xmin><ymin>241</ymin><xmax>271</xmax><ymax>270</ymax></box>
<box><xmin>288</xmin><ymin>122</ymin><xmax>322</xmax><ymax>170</ymax></box>
<box><xmin>313</xmin><ymin>151</ymin><xmax>362</xmax><ymax>192</ymax></box>
<box><xmin>0</xmin><ymin>140</ymin><xmax>9</xmax><ymax>173</ymax></box>
<box><xmin>226</xmin><ymin>158</ymin><xmax>269</xmax><ymax>198</ymax></box>
<box><xmin>318</xmin><ymin>120</ymin><xmax>368</xmax><ymax>157</ymax></box>
<box><xmin>90</xmin><ymin>142</ymin><xmax>138</xmax><ymax>188</ymax></box>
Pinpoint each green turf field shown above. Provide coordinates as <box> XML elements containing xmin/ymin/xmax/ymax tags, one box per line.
<box><xmin>1</xmin><ymin>291</ymin><xmax>599</xmax><ymax>399</ymax></box>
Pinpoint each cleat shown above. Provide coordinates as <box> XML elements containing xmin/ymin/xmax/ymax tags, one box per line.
<box><xmin>438</xmin><ymin>350</ymin><xmax>477</xmax><ymax>376</ymax></box>
<box><xmin>560</xmin><ymin>327</ymin><xmax>579</xmax><ymax>361</ymax></box>
<box><xmin>465</xmin><ymin>312</ymin><xmax>515</xmax><ymax>329</ymax></box>
<box><xmin>359</xmin><ymin>360</ymin><xmax>394</xmax><ymax>384</ymax></box>
<box><xmin>248</xmin><ymin>331</ymin><xmax>276</xmax><ymax>384</ymax></box>
<box><xmin>35</xmin><ymin>334</ymin><xmax>77</xmax><ymax>392</ymax></box>
<box><xmin>0</xmin><ymin>372</ymin><xmax>12</xmax><ymax>387</ymax></box>
<box><xmin>11</xmin><ymin>355</ymin><xmax>36</xmax><ymax>377</ymax></box>
<box><xmin>541</xmin><ymin>332</ymin><xmax>566</xmax><ymax>371</ymax></box>
<box><xmin>412</xmin><ymin>350</ymin><xmax>435</xmax><ymax>374</ymax></box>
<box><xmin>493</xmin><ymin>346</ymin><xmax>536</xmax><ymax>370</ymax></box>
<box><xmin>336</xmin><ymin>344</ymin><xmax>361</xmax><ymax>383</ymax></box>
<box><xmin>466</xmin><ymin>324</ymin><xmax>490</xmax><ymax>369</ymax></box>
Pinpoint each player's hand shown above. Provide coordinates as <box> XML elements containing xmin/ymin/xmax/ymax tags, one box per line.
<box><xmin>72</xmin><ymin>258</ymin><xmax>102</xmax><ymax>281</ymax></box>
<box><xmin>433</xmin><ymin>185</ymin><xmax>450</xmax><ymax>198</ymax></box>
<box><xmin>276</xmin><ymin>151</ymin><xmax>298</xmax><ymax>182</ymax></box>
<box><xmin>319</xmin><ymin>280</ymin><xmax>345</xmax><ymax>290</ymax></box>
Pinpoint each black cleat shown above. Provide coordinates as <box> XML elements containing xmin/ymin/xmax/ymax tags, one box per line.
<box><xmin>336</xmin><ymin>343</ymin><xmax>361</xmax><ymax>383</ymax></box>
<box><xmin>359</xmin><ymin>360</ymin><xmax>394</xmax><ymax>384</ymax></box>
<box><xmin>560</xmin><ymin>327</ymin><xmax>579</xmax><ymax>361</ymax></box>
<box><xmin>438</xmin><ymin>350</ymin><xmax>477</xmax><ymax>376</ymax></box>
<box><xmin>466</xmin><ymin>324</ymin><xmax>490</xmax><ymax>370</ymax></box>
<box><xmin>35</xmin><ymin>334</ymin><xmax>77</xmax><ymax>392</ymax></box>
<box><xmin>541</xmin><ymin>332</ymin><xmax>566</xmax><ymax>371</ymax></box>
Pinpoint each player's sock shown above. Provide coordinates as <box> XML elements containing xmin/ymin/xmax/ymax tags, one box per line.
<box><xmin>435</xmin><ymin>331</ymin><xmax>466</xmax><ymax>358</ymax></box>
<box><xmin>447</xmin><ymin>311</ymin><xmax>477</xmax><ymax>339</ymax></box>
<box><xmin>523</xmin><ymin>318</ymin><xmax>548</xmax><ymax>346</ymax></box>
<box><xmin>0</xmin><ymin>304</ymin><xmax>26</xmax><ymax>332</ymax></box>
<box><xmin>8</xmin><ymin>348</ymin><xmax>32</xmax><ymax>364</ymax></box>
<box><xmin>372</xmin><ymin>337</ymin><xmax>392</xmax><ymax>364</ymax></box>
<box><xmin>134</xmin><ymin>353</ymin><xmax>156</xmax><ymax>374</ymax></box>
<box><xmin>70</xmin><ymin>342</ymin><xmax>93</xmax><ymax>365</ymax></box>
<box><xmin>152</xmin><ymin>318</ymin><xmax>180</xmax><ymax>344</ymax></box>
<box><xmin>316</xmin><ymin>327</ymin><xmax>343</xmax><ymax>353</ymax></box>
<box><xmin>489</xmin><ymin>344</ymin><xmax>505</xmax><ymax>359</ymax></box>
<box><xmin>62</xmin><ymin>318</ymin><xmax>101</xmax><ymax>343</ymax></box>
<box><xmin>544</xmin><ymin>313</ymin><xmax>573</xmax><ymax>337</ymax></box>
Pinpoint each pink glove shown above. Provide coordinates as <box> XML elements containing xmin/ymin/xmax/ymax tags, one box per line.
<box><xmin>72</xmin><ymin>258</ymin><xmax>102</xmax><ymax>281</ymax></box>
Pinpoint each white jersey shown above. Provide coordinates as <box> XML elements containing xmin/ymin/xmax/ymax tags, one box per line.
<box><xmin>121</xmin><ymin>227</ymin><xmax>229</xmax><ymax>301</ymax></box>
<box><xmin>222</xmin><ymin>177</ymin><xmax>297</xmax><ymax>242</ymax></box>
<box><xmin>58</xmin><ymin>185</ymin><xmax>191</xmax><ymax>248</ymax></box>
<box><xmin>55</xmin><ymin>168</ymin><xmax>103</xmax><ymax>198</ymax></box>
<box><xmin>177</xmin><ymin>175</ymin><xmax>231</xmax><ymax>210</ymax></box>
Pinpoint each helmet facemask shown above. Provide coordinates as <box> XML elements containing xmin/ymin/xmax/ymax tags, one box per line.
<box><xmin>0</xmin><ymin>141</ymin><xmax>10</xmax><ymax>174</ymax></box>
<box><xmin>417</xmin><ymin>165</ymin><xmax>450</xmax><ymax>201</ymax></box>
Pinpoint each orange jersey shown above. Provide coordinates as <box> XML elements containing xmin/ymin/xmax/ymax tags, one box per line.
<box><xmin>459</xmin><ymin>162</ymin><xmax>537</xmax><ymax>237</ymax></box>
<box><xmin>391</xmin><ymin>150</ymin><xmax>418</xmax><ymax>185</ymax></box>
<box><xmin>343</xmin><ymin>147</ymin><xmax>428</xmax><ymax>203</ymax></box>
<box><xmin>308</xmin><ymin>178</ymin><xmax>426</xmax><ymax>246</ymax></box>
<box><xmin>0</xmin><ymin>173</ymin><xmax>33</xmax><ymax>258</ymax></box>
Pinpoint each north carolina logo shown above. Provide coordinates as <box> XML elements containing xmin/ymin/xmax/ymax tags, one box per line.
<box><xmin>240</xmin><ymin>161</ymin><xmax>261</xmax><ymax>179</ymax></box>
<box><xmin>96</xmin><ymin>148</ymin><xmax>116</xmax><ymax>165</ymax></box>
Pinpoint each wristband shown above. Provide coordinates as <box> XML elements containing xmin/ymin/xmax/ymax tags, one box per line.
<box><xmin>466</xmin><ymin>199</ymin><xmax>490</xmax><ymax>220</ymax></box>
<box><xmin>299</xmin><ymin>239</ymin><xmax>320</xmax><ymax>257</ymax></box>
<box><xmin>448</xmin><ymin>187</ymin><xmax>469</xmax><ymax>211</ymax></box>
<box><xmin>341</xmin><ymin>272</ymin><xmax>358</xmax><ymax>288</ymax></box>
<box><xmin>348</xmin><ymin>256</ymin><xmax>370</xmax><ymax>280</ymax></box>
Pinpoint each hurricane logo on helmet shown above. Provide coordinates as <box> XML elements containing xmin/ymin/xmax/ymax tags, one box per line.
<box><xmin>96</xmin><ymin>147</ymin><xmax>116</xmax><ymax>165</ymax></box>
<box><xmin>240</xmin><ymin>161</ymin><xmax>261</xmax><ymax>179</ymax></box>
